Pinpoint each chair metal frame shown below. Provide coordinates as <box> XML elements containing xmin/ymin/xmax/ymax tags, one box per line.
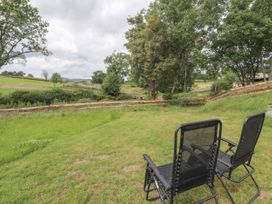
<box><xmin>216</xmin><ymin>112</ymin><xmax>265</xmax><ymax>204</ymax></box>
<box><xmin>143</xmin><ymin>119</ymin><xmax>222</xmax><ymax>204</ymax></box>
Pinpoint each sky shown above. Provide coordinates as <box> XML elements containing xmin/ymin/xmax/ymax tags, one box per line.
<box><xmin>3</xmin><ymin>0</ymin><xmax>152</xmax><ymax>79</ymax></box>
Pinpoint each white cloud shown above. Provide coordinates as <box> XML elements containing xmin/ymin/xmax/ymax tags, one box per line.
<box><xmin>3</xmin><ymin>0</ymin><xmax>152</xmax><ymax>79</ymax></box>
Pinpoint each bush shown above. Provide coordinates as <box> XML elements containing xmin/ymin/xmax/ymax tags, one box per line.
<box><xmin>48</xmin><ymin>89</ymin><xmax>73</xmax><ymax>102</ymax></box>
<box><xmin>0</xmin><ymin>89</ymin><xmax>106</xmax><ymax>108</ymax></box>
<box><xmin>162</xmin><ymin>93</ymin><xmax>173</xmax><ymax>100</ymax></box>
<box><xmin>102</xmin><ymin>72</ymin><xmax>121</xmax><ymax>96</ymax></box>
<box><xmin>211</xmin><ymin>72</ymin><xmax>236</xmax><ymax>95</ymax></box>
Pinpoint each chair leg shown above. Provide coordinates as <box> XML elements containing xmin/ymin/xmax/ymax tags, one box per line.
<box><xmin>209</xmin><ymin>186</ymin><xmax>219</xmax><ymax>204</ymax></box>
<box><xmin>216</xmin><ymin>174</ymin><xmax>235</xmax><ymax>204</ymax></box>
<box><xmin>243</xmin><ymin>164</ymin><xmax>260</xmax><ymax>203</ymax></box>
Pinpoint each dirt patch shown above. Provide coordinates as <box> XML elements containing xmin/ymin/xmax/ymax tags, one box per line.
<box><xmin>88</xmin><ymin>183</ymin><xmax>104</xmax><ymax>195</ymax></box>
<box><xmin>56</xmin><ymin>187</ymin><xmax>67</xmax><ymax>199</ymax></box>
<box><xmin>134</xmin><ymin>181</ymin><xmax>143</xmax><ymax>189</ymax></box>
<box><xmin>112</xmin><ymin>171</ymin><xmax>125</xmax><ymax>179</ymax></box>
<box><xmin>63</xmin><ymin>153</ymin><xmax>70</xmax><ymax>158</ymax></box>
<box><xmin>56</xmin><ymin>173</ymin><xmax>69</xmax><ymax>199</ymax></box>
<box><xmin>260</xmin><ymin>190</ymin><xmax>272</xmax><ymax>199</ymax></box>
<box><xmin>72</xmin><ymin>158</ymin><xmax>89</xmax><ymax>164</ymax></box>
<box><xmin>123</xmin><ymin>164</ymin><xmax>141</xmax><ymax>173</ymax></box>
<box><xmin>72</xmin><ymin>170</ymin><xmax>86</xmax><ymax>182</ymax></box>
<box><xmin>96</xmin><ymin>154</ymin><xmax>110</xmax><ymax>161</ymax></box>
<box><xmin>261</xmin><ymin>150</ymin><xmax>272</xmax><ymax>158</ymax></box>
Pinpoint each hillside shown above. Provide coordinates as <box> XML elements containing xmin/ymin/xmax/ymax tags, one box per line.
<box><xmin>0</xmin><ymin>76</ymin><xmax>62</xmax><ymax>96</ymax></box>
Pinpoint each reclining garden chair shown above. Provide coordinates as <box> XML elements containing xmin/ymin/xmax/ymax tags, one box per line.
<box><xmin>143</xmin><ymin>119</ymin><xmax>222</xmax><ymax>204</ymax></box>
<box><xmin>216</xmin><ymin>112</ymin><xmax>265</xmax><ymax>204</ymax></box>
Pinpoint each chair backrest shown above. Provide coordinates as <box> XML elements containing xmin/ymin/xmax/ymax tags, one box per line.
<box><xmin>231</xmin><ymin>112</ymin><xmax>265</xmax><ymax>168</ymax></box>
<box><xmin>172</xmin><ymin>119</ymin><xmax>222</xmax><ymax>195</ymax></box>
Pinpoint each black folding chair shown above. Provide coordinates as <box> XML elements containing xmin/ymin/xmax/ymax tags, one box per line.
<box><xmin>216</xmin><ymin>112</ymin><xmax>265</xmax><ymax>203</ymax></box>
<box><xmin>143</xmin><ymin>119</ymin><xmax>222</xmax><ymax>204</ymax></box>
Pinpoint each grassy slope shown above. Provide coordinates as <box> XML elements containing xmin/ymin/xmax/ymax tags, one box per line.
<box><xmin>0</xmin><ymin>92</ymin><xmax>272</xmax><ymax>203</ymax></box>
<box><xmin>0</xmin><ymin>76</ymin><xmax>146</xmax><ymax>98</ymax></box>
<box><xmin>0</xmin><ymin>76</ymin><xmax>55</xmax><ymax>87</ymax></box>
<box><xmin>0</xmin><ymin>76</ymin><xmax>61</xmax><ymax>96</ymax></box>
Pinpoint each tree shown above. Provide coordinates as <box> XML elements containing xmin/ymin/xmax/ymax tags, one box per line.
<box><xmin>17</xmin><ymin>71</ymin><xmax>25</xmax><ymax>77</ymax></box>
<box><xmin>91</xmin><ymin>70</ymin><xmax>106</xmax><ymax>84</ymax></box>
<box><xmin>0</xmin><ymin>0</ymin><xmax>50</xmax><ymax>69</ymax></box>
<box><xmin>159</xmin><ymin>0</ymin><xmax>213</xmax><ymax>93</ymax></box>
<box><xmin>50</xmin><ymin>72</ymin><xmax>62</xmax><ymax>85</ymax></box>
<box><xmin>126</xmin><ymin>0</ymin><xmax>222</xmax><ymax>96</ymax></box>
<box><xmin>141</xmin><ymin>3</ymin><xmax>168</xmax><ymax>99</ymax></box>
<box><xmin>213</xmin><ymin>0</ymin><xmax>272</xmax><ymax>86</ymax></box>
<box><xmin>102</xmin><ymin>72</ymin><xmax>121</xmax><ymax>96</ymax></box>
<box><xmin>125</xmin><ymin>10</ymin><xmax>147</xmax><ymax>87</ymax></box>
<box><xmin>104</xmin><ymin>52</ymin><xmax>129</xmax><ymax>82</ymax></box>
<box><xmin>42</xmin><ymin>70</ymin><xmax>48</xmax><ymax>80</ymax></box>
<box><xmin>27</xmin><ymin>73</ymin><xmax>34</xmax><ymax>77</ymax></box>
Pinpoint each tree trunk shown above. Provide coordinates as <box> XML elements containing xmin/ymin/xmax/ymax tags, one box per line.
<box><xmin>150</xmin><ymin>80</ymin><xmax>157</xmax><ymax>100</ymax></box>
<box><xmin>261</xmin><ymin>51</ymin><xmax>266</xmax><ymax>82</ymax></box>
<box><xmin>171</xmin><ymin>80</ymin><xmax>176</xmax><ymax>94</ymax></box>
<box><xmin>184</xmin><ymin>65</ymin><xmax>187</xmax><ymax>92</ymax></box>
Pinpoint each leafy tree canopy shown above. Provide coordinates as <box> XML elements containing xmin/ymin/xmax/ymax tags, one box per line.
<box><xmin>50</xmin><ymin>72</ymin><xmax>62</xmax><ymax>84</ymax></box>
<box><xmin>91</xmin><ymin>70</ymin><xmax>106</xmax><ymax>84</ymax></box>
<box><xmin>104</xmin><ymin>52</ymin><xmax>129</xmax><ymax>82</ymax></box>
<box><xmin>0</xmin><ymin>0</ymin><xmax>50</xmax><ymax>69</ymax></box>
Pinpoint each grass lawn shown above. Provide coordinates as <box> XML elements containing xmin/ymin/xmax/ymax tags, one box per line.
<box><xmin>0</xmin><ymin>92</ymin><xmax>272</xmax><ymax>203</ymax></box>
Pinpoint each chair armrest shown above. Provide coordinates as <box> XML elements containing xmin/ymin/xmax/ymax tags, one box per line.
<box><xmin>221</xmin><ymin>137</ymin><xmax>237</xmax><ymax>147</ymax></box>
<box><xmin>143</xmin><ymin>154</ymin><xmax>171</xmax><ymax>190</ymax></box>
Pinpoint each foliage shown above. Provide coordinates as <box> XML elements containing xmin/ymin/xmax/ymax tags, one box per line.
<box><xmin>143</xmin><ymin>3</ymin><xmax>168</xmax><ymax>99</ymax></box>
<box><xmin>50</xmin><ymin>73</ymin><xmax>62</xmax><ymax>84</ymax></box>
<box><xmin>102</xmin><ymin>72</ymin><xmax>121</xmax><ymax>97</ymax></box>
<box><xmin>0</xmin><ymin>89</ymin><xmax>104</xmax><ymax>107</ymax></box>
<box><xmin>1</xmin><ymin>71</ymin><xmax>25</xmax><ymax>77</ymax></box>
<box><xmin>162</xmin><ymin>93</ymin><xmax>173</xmax><ymax>100</ymax></box>
<box><xmin>125</xmin><ymin>10</ymin><xmax>146</xmax><ymax>87</ymax></box>
<box><xmin>211</xmin><ymin>72</ymin><xmax>236</xmax><ymax>95</ymax></box>
<box><xmin>91</xmin><ymin>70</ymin><xmax>106</xmax><ymax>84</ymax></box>
<box><xmin>125</xmin><ymin>0</ymin><xmax>225</xmax><ymax>97</ymax></box>
<box><xmin>212</xmin><ymin>0</ymin><xmax>272</xmax><ymax>86</ymax></box>
<box><xmin>0</xmin><ymin>0</ymin><xmax>50</xmax><ymax>69</ymax></box>
<box><xmin>104</xmin><ymin>52</ymin><xmax>129</xmax><ymax>82</ymax></box>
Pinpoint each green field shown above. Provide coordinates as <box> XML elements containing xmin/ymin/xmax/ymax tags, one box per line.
<box><xmin>0</xmin><ymin>76</ymin><xmax>63</xmax><ymax>96</ymax></box>
<box><xmin>0</xmin><ymin>91</ymin><xmax>271</xmax><ymax>203</ymax></box>
<box><xmin>0</xmin><ymin>76</ymin><xmax>147</xmax><ymax>99</ymax></box>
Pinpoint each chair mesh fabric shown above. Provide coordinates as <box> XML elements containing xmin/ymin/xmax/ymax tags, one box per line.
<box><xmin>216</xmin><ymin>151</ymin><xmax>232</xmax><ymax>174</ymax></box>
<box><xmin>173</xmin><ymin>120</ymin><xmax>221</xmax><ymax>194</ymax></box>
<box><xmin>231</xmin><ymin>113</ymin><xmax>265</xmax><ymax>167</ymax></box>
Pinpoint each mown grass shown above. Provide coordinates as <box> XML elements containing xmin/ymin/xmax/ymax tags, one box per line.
<box><xmin>0</xmin><ymin>92</ymin><xmax>272</xmax><ymax>203</ymax></box>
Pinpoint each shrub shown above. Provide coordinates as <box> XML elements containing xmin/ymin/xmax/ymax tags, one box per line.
<box><xmin>102</xmin><ymin>72</ymin><xmax>121</xmax><ymax>96</ymax></box>
<box><xmin>48</xmin><ymin>89</ymin><xmax>73</xmax><ymax>102</ymax></box>
<box><xmin>162</xmin><ymin>93</ymin><xmax>173</xmax><ymax>100</ymax></box>
<box><xmin>211</xmin><ymin>72</ymin><xmax>236</xmax><ymax>95</ymax></box>
<box><xmin>0</xmin><ymin>89</ymin><xmax>106</xmax><ymax>108</ymax></box>
<box><xmin>50</xmin><ymin>73</ymin><xmax>62</xmax><ymax>84</ymax></box>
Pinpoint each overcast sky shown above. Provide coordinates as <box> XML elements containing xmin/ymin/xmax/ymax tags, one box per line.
<box><xmin>3</xmin><ymin>0</ymin><xmax>152</xmax><ymax>79</ymax></box>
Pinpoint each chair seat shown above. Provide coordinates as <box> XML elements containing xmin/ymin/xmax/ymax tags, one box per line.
<box><xmin>157</xmin><ymin>160</ymin><xmax>208</xmax><ymax>192</ymax></box>
<box><xmin>216</xmin><ymin>150</ymin><xmax>233</xmax><ymax>174</ymax></box>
